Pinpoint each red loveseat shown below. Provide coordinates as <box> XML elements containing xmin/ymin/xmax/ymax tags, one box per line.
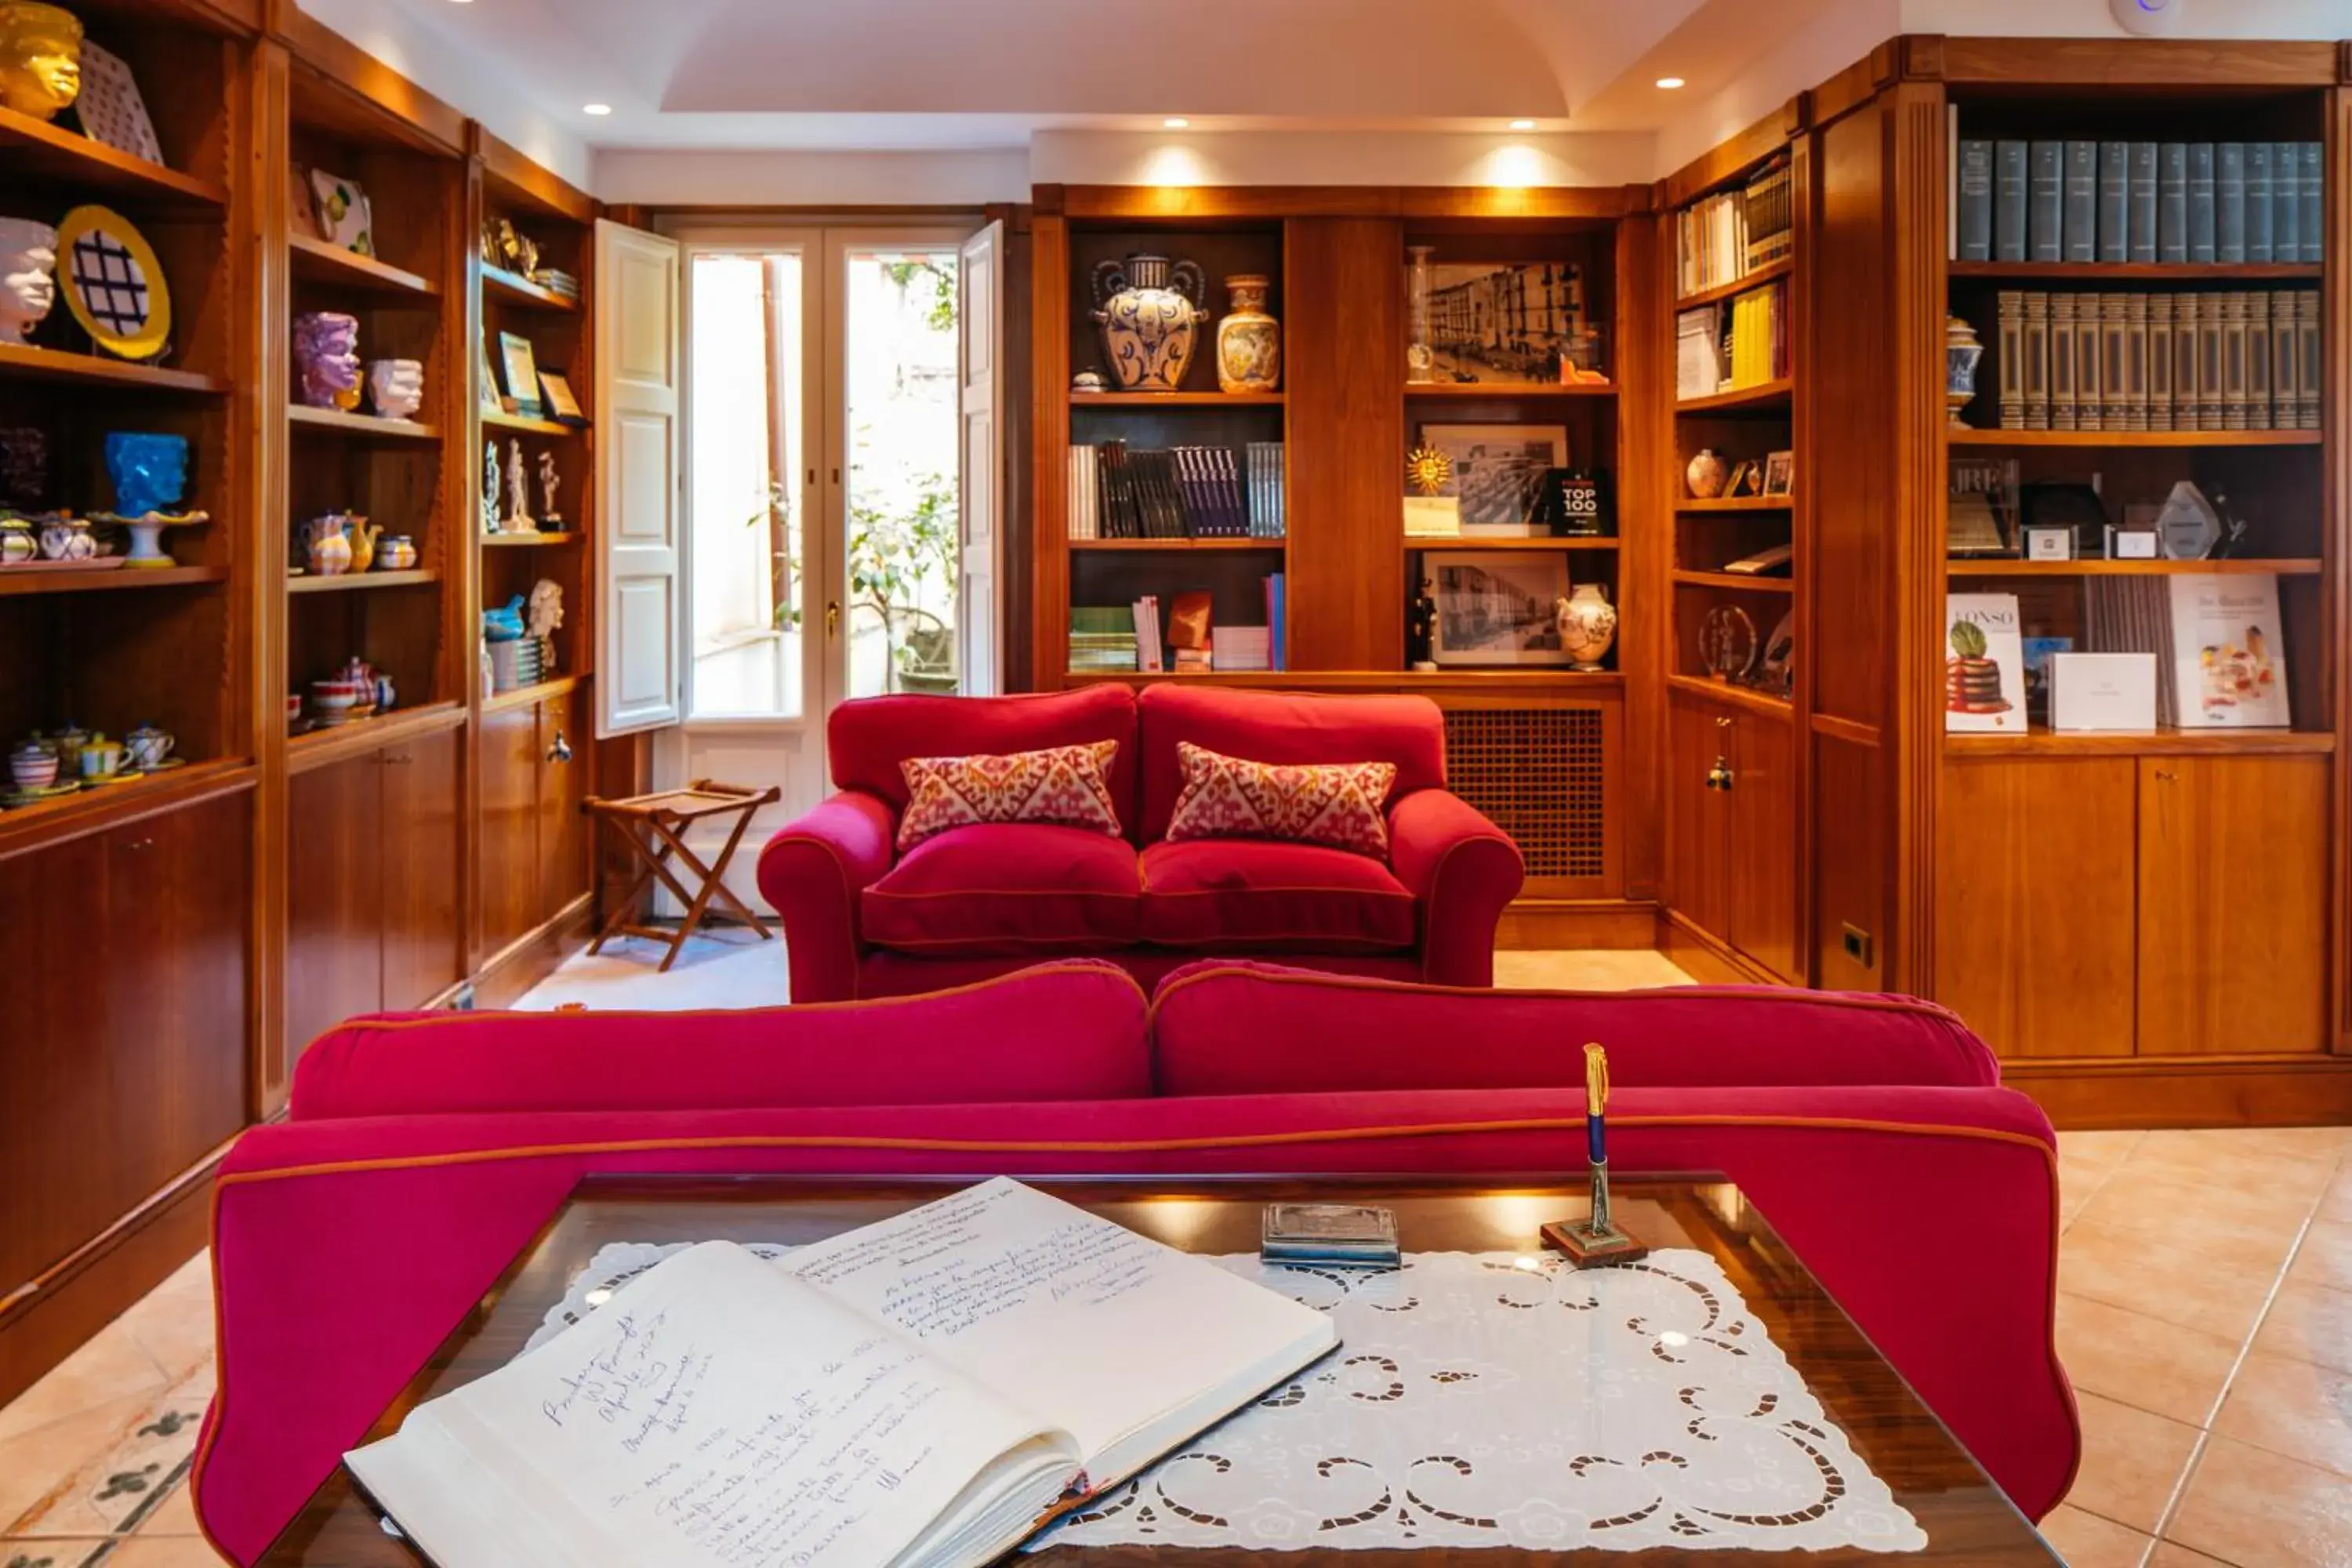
<box><xmin>192</xmin><ymin>963</ymin><xmax>2077</xmax><ymax>1563</ymax></box>
<box><xmin>756</xmin><ymin>684</ymin><xmax>1523</xmax><ymax>1001</ymax></box>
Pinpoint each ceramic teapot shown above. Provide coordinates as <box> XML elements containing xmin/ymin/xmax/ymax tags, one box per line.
<box><xmin>1091</xmin><ymin>253</ymin><xmax>1208</xmax><ymax>393</ymax></box>
<box><xmin>346</xmin><ymin>516</ymin><xmax>381</xmax><ymax>573</ymax></box>
<box><xmin>304</xmin><ymin>514</ymin><xmax>353</xmax><ymax>575</ymax></box>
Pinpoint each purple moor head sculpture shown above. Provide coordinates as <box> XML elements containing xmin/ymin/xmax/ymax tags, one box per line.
<box><xmin>292</xmin><ymin>310</ymin><xmax>361</xmax><ymax>409</ymax></box>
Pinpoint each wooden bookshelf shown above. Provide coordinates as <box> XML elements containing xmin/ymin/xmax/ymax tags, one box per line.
<box><xmin>288</xmin><ymin>232</ymin><xmax>438</xmax><ymax>297</ymax></box>
<box><xmin>1071</xmin><ymin>390</ymin><xmax>1283</xmax><ymax>407</ymax></box>
<box><xmin>1675</xmin><ymin>254</ymin><xmax>1795</xmax><ymax>310</ymax></box>
<box><xmin>481</xmin><ymin>263</ymin><xmax>579</xmax><ymax>312</ymax></box>
<box><xmin>0</xmin><ymin>341</ymin><xmax>227</xmax><ymax>394</ymax></box>
<box><xmin>1069</xmin><ymin>538</ymin><xmax>1285</xmax><ymax>552</ymax></box>
<box><xmin>1676</xmin><ymin>495</ymin><xmax>1791</xmax><ymax>514</ymax></box>
<box><xmin>1950</xmin><ymin>427</ymin><xmax>2320</xmax><ymax>448</ymax></box>
<box><xmin>1404</xmin><ymin>536</ymin><xmax>1621</xmax><ymax>552</ymax></box>
<box><xmin>1676</xmin><ymin>378</ymin><xmax>1793</xmax><ymax>414</ymax></box>
<box><xmin>0</xmin><ymin>100</ymin><xmax>228</xmax><ymax>209</ymax></box>
<box><xmin>1674</xmin><ymin>569</ymin><xmax>1794</xmax><ymax>591</ymax></box>
<box><xmin>287</xmin><ymin>405</ymin><xmax>442</xmax><ymax>441</ymax></box>
<box><xmin>1947</xmin><ymin>261</ymin><xmax>2321</xmax><ymax>282</ymax></box>
<box><xmin>1945</xmin><ymin>557</ymin><xmax>2323</xmax><ymax>576</ymax></box>
<box><xmin>286</xmin><ymin>568</ymin><xmax>441</xmax><ymax>593</ymax></box>
<box><xmin>0</xmin><ymin>565</ymin><xmax>230</xmax><ymax>597</ymax></box>
<box><xmin>482</xmin><ymin>408</ymin><xmax>583</xmax><ymax>437</ymax></box>
<box><xmin>1404</xmin><ymin>382</ymin><xmax>1617</xmax><ymax>400</ymax></box>
<box><xmin>1945</xmin><ymin>726</ymin><xmax>2335</xmax><ymax>757</ymax></box>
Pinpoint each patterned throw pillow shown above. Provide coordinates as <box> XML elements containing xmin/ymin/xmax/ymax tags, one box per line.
<box><xmin>1163</xmin><ymin>742</ymin><xmax>1399</xmax><ymax>858</ymax></box>
<box><xmin>896</xmin><ymin>741</ymin><xmax>1123</xmax><ymax>851</ymax></box>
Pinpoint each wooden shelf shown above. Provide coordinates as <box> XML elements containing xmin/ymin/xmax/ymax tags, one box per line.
<box><xmin>1403</xmin><ymin>536</ymin><xmax>1620</xmax><ymax>551</ymax></box>
<box><xmin>1070</xmin><ymin>391</ymin><xmax>1283</xmax><ymax>407</ymax></box>
<box><xmin>288</xmin><ymin>234</ymin><xmax>437</xmax><ymax>298</ymax></box>
<box><xmin>1069</xmin><ymin>538</ymin><xmax>1283</xmax><ymax>551</ymax></box>
<box><xmin>0</xmin><ymin>342</ymin><xmax>226</xmax><ymax>395</ymax></box>
<box><xmin>1667</xmin><ymin>672</ymin><xmax>1795</xmax><ymax>720</ymax></box>
<box><xmin>483</xmin><ymin>408</ymin><xmax>583</xmax><ymax>437</ymax></box>
<box><xmin>1947</xmin><ymin>261</ymin><xmax>2322</xmax><ymax>282</ymax></box>
<box><xmin>1404</xmin><ymin>382</ymin><xmax>1616</xmax><ymax>398</ymax></box>
<box><xmin>482</xmin><ymin>531</ymin><xmax>581</xmax><ymax>546</ymax></box>
<box><xmin>287</xmin><ymin>568</ymin><xmax>440</xmax><ymax>594</ymax></box>
<box><xmin>287</xmin><ymin>702</ymin><xmax>466</xmax><ymax>776</ymax></box>
<box><xmin>1678</xmin><ymin>496</ymin><xmax>1792</xmax><ymax>513</ymax></box>
<box><xmin>0</xmin><ymin>757</ymin><xmax>252</xmax><ymax>847</ymax></box>
<box><xmin>1676</xmin><ymin>379</ymin><xmax>1794</xmax><ymax>415</ymax></box>
<box><xmin>1945</xmin><ymin>557</ymin><xmax>2323</xmax><ymax>576</ymax></box>
<box><xmin>484</xmin><ymin>673</ymin><xmax>586</xmax><ymax>714</ymax></box>
<box><xmin>1675</xmin><ymin>569</ymin><xmax>1794</xmax><ymax>591</ymax></box>
<box><xmin>1675</xmin><ymin>256</ymin><xmax>1795</xmax><ymax>310</ymax></box>
<box><xmin>0</xmin><ymin>564</ymin><xmax>228</xmax><ymax>597</ymax></box>
<box><xmin>288</xmin><ymin>405</ymin><xmax>442</xmax><ymax>441</ymax></box>
<box><xmin>1946</xmin><ymin>727</ymin><xmax>2336</xmax><ymax>758</ymax></box>
<box><xmin>0</xmin><ymin>102</ymin><xmax>228</xmax><ymax>210</ymax></box>
<box><xmin>1950</xmin><ymin>426</ymin><xmax>2319</xmax><ymax>448</ymax></box>
<box><xmin>481</xmin><ymin>265</ymin><xmax>579</xmax><ymax>312</ymax></box>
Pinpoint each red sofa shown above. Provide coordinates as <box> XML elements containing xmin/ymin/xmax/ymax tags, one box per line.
<box><xmin>193</xmin><ymin>963</ymin><xmax>2077</xmax><ymax>1563</ymax></box>
<box><xmin>756</xmin><ymin>684</ymin><xmax>1524</xmax><ymax>1000</ymax></box>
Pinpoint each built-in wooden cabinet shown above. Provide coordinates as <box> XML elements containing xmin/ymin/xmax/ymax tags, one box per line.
<box><xmin>478</xmin><ymin>687</ymin><xmax>590</xmax><ymax>962</ymax></box>
<box><xmin>1668</xmin><ymin>689</ymin><xmax>1799</xmax><ymax>983</ymax></box>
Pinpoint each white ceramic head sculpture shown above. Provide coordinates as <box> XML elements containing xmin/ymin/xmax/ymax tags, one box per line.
<box><xmin>0</xmin><ymin>216</ymin><xmax>57</xmax><ymax>346</ymax></box>
<box><xmin>366</xmin><ymin>358</ymin><xmax>423</xmax><ymax>421</ymax></box>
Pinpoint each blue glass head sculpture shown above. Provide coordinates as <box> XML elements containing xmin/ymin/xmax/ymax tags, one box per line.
<box><xmin>103</xmin><ymin>432</ymin><xmax>189</xmax><ymax>519</ymax></box>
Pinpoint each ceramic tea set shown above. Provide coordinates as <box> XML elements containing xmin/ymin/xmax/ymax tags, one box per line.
<box><xmin>0</xmin><ymin>427</ymin><xmax>210</xmax><ymax>572</ymax></box>
<box><xmin>5</xmin><ymin>721</ymin><xmax>180</xmax><ymax>809</ymax></box>
<box><xmin>297</xmin><ymin>510</ymin><xmax>415</xmax><ymax>575</ymax></box>
<box><xmin>301</xmin><ymin>656</ymin><xmax>396</xmax><ymax>731</ymax></box>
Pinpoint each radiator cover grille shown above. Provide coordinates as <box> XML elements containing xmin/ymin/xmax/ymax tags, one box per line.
<box><xmin>1443</xmin><ymin>706</ymin><xmax>1607</xmax><ymax>881</ymax></box>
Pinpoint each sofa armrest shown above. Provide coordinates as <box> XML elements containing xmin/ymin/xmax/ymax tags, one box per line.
<box><xmin>757</xmin><ymin>789</ymin><xmax>898</xmax><ymax>1001</ymax></box>
<box><xmin>1388</xmin><ymin>788</ymin><xmax>1523</xmax><ymax>987</ymax></box>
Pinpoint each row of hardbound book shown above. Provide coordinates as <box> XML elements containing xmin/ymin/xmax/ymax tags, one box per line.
<box><xmin>1991</xmin><ymin>289</ymin><xmax>2320</xmax><ymax>433</ymax></box>
<box><xmin>1675</xmin><ymin>154</ymin><xmax>1794</xmax><ymax>299</ymax></box>
<box><xmin>1066</xmin><ymin>442</ymin><xmax>1284</xmax><ymax>540</ymax></box>
<box><xmin>1954</xmin><ymin>136</ymin><xmax>2325</xmax><ymax>265</ymax></box>
<box><xmin>1674</xmin><ymin>281</ymin><xmax>1788</xmax><ymax>400</ymax></box>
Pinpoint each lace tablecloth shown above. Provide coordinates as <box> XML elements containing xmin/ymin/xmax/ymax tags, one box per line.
<box><xmin>530</xmin><ymin>1244</ymin><xmax>1926</xmax><ymax>1555</ymax></box>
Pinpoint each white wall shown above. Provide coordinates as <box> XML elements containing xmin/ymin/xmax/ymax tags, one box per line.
<box><xmin>596</xmin><ymin>149</ymin><xmax>1030</xmax><ymax>209</ymax></box>
<box><xmin>1029</xmin><ymin>131</ymin><xmax>1657</xmax><ymax>191</ymax></box>
<box><xmin>1655</xmin><ymin>0</ymin><xmax>1898</xmax><ymax>176</ymax></box>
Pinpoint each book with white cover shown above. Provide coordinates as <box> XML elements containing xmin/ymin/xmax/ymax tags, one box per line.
<box><xmin>2168</xmin><ymin>572</ymin><xmax>2290</xmax><ymax>728</ymax></box>
<box><xmin>2049</xmin><ymin>652</ymin><xmax>2158</xmax><ymax>732</ymax></box>
<box><xmin>1944</xmin><ymin>593</ymin><xmax>2027</xmax><ymax>732</ymax></box>
<box><xmin>345</xmin><ymin>1179</ymin><xmax>1337</xmax><ymax>1568</ymax></box>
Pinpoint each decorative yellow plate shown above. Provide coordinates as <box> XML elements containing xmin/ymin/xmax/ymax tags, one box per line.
<box><xmin>56</xmin><ymin>205</ymin><xmax>172</xmax><ymax>362</ymax></box>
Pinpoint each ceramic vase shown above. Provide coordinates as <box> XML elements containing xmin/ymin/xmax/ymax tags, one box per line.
<box><xmin>304</xmin><ymin>515</ymin><xmax>352</xmax><ymax>575</ymax></box>
<box><xmin>1091</xmin><ymin>253</ymin><xmax>1207</xmax><ymax>393</ymax></box>
<box><xmin>0</xmin><ymin>216</ymin><xmax>56</xmax><ymax>346</ymax></box>
<box><xmin>1685</xmin><ymin>448</ymin><xmax>1728</xmax><ymax>499</ymax></box>
<box><xmin>379</xmin><ymin>535</ymin><xmax>417</xmax><ymax>572</ymax></box>
<box><xmin>292</xmin><ymin>311</ymin><xmax>361</xmax><ymax>409</ymax></box>
<box><xmin>1555</xmin><ymin>584</ymin><xmax>1619</xmax><ymax>672</ymax></box>
<box><xmin>1215</xmin><ymin>274</ymin><xmax>1280</xmax><ymax>394</ymax></box>
<box><xmin>1946</xmin><ymin>315</ymin><xmax>1984</xmax><ymax>427</ymax></box>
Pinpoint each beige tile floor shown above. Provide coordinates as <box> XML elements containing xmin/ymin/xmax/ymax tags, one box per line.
<box><xmin>3</xmin><ymin>941</ymin><xmax>2349</xmax><ymax>1566</ymax></box>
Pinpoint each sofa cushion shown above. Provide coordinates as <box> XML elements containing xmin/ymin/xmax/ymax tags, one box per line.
<box><xmin>1149</xmin><ymin>960</ymin><xmax>2002</xmax><ymax>1095</ymax></box>
<box><xmin>830</xmin><ymin>684</ymin><xmax>1139</xmax><ymax>833</ymax></box>
<box><xmin>1138</xmin><ymin>840</ymin><xmax>1417</xmax><ymax>953</ymax></box>
<box><xmin>862</xmin><ymin>824</ymin><xmax>1140</xmax><ymax>955</ymax></box>
<box><xmin>897</xmin><ymin>740</ymin><xmax>1123</xmax><ymax>851</ymax></box>
<box><xmin>1164</xmin><ymin>742</ymin><xmax>1397</xmax><ymax>857</ymax></box>
<box><xmin>291</xmin><ymin>960</ymin><xmax>1154</xmax><ymax>1120</ymax></box>
<box><xmin>1137</xmin><ymin>684</ymin><xmax>1446</xmax><ymax>842</ymax></box>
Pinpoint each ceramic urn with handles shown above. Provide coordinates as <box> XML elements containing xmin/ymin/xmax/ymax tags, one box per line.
<box><xmin>1091</xmin><ymin>253</ymin><xmax>1209</xmax><ymax>393</ymax></box>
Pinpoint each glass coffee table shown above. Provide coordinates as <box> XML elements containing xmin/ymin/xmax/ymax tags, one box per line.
<box><xmin>254</xmin><ymin>1175</ymin><xmax>2063</xmax><ymax>1566</ymax></box>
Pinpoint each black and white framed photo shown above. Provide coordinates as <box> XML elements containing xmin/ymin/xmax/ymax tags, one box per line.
<box><xmin>1417</xmin><ymin>423</ymin><xmax>1568</xmax><ymax>537</ymax></box>
<box><xmin>1415</xmin><ymin>260</ymin><xmax>1590</xmax><ymax>387</ymax></box>
<box><xmin>1762</xmin><ymin>449</ymin><xmax>1795</xmax><ymax>497</ymax></box>
<box><xmin>1425</xmin><ymin>550</ymin><xmax>1571</xmax><ymax>666</ymax></box>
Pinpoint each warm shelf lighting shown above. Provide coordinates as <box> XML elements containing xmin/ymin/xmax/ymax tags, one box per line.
<box><xmin>1508</xmin><ymin>118</ymin><xmax>1536</xmax><ymax>131</ymax></box>
<box><xmin>1656</xmin><ymin>76</ymin><xmax>1686</xmax><ymax>89</ymax></box>
<box><xmin>583</xmin><ymin>103</ymin><xmax>613</xmax><ymax>115</ymax></box>
<box><xmin>1163</xmin><ymin>117</ymin><xmax>1190</xmax><ymax>129</ymax></box>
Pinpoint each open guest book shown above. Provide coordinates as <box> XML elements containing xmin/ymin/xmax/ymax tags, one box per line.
<box><xmin>343</xmin><ymin>1178</ymin><xmax>1338</xmax><ymax>1568</ymax></box>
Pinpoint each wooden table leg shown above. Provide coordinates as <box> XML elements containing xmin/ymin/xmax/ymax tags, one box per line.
<box><xmin>641</xmin><ymin>811</ymin><xmax>771</xmax><ymax>971</ymax></box>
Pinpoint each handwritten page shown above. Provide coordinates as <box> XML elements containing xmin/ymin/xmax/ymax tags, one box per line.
<box><xmin>785</xmin><ymin>1178</ymin><xmax>1336</xmax><ymax>1477</ymax></box>
<box><xmin>347</xmin><ymin>1241</ymin><xmax>1075</xmax><ymax>1568</ymax></box>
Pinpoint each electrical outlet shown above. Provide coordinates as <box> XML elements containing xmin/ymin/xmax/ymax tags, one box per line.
<box><xmin>1841</xmin><ymin>924</ymin><xmax>1873</xmax><ymax>968</ymax></box>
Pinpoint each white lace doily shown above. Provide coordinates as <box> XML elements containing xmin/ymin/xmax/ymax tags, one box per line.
<box><xmin>528</xmin><ymin>1244</ymin><xmax>1925</xmax><ymax>1555</ymax></box>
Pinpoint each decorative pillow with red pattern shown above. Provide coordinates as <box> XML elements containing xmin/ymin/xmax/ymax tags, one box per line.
<box><xmin>896</xmin><ymin>741</ymin><xmax>1123</xmax><ymax>851</ymax></box>
<box><xmin>1163</xmin><ymin>742</ymin><xmax>1399</xmax><ymax>858</ymax></box>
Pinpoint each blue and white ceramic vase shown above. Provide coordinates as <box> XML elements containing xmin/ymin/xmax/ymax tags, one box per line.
<box><xmin>1091</xmin><ymin>253</ymin><xmax>1207</xmax><ymax>392</ymax></box>
<box><xmin>1946</xmin><ymin>314</ymin><xmax>1984</xmax><ymax>427</ymax></box>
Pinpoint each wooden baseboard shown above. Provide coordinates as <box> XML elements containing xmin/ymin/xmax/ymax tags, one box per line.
<box><xmin>1655</xmin><ymin>910</ymin><xmax>1789</xmax><ymax>986</ymax></box>
<box><xmin>0</xmin><ymin>1142</ymin><xmax>222</xmax><ymax>1409</ymax></box>
<box><xmin>2003</xmin><ymin>1054</ymin><xmax>2352</xmax><ymax>1129</ymax></box>
<box><xmin>468</xmin><ymin>894</ymin><xmax>596</xmax><ymax>1011</ymax></box>
<box><xmin>1496</xmin><ymin>900</ymin><xmax>1660</xmax><ymax>950</ymax></box>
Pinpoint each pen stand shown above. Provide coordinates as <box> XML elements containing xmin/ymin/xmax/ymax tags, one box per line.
<box><xmin>1541</xmin><ymin>1161</ymin><xmax>1650</xmax><ymax>1269</ymax></box>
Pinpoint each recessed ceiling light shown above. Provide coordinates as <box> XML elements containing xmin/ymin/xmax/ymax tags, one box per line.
<box><xmin>1163</xmin><ymin>117</ymin><xmax>1189</xmax><ymax>129</ymax></box>
<box><xmin>583</xmin><ymin>103</ymin><xmax>613</xmax><ymax>115</ymax></box>
<box><xmin>1508</xmin><ymin>118</ymin><xmax>1536</xmax><ymax>131</ymax></box>
<box><xmin>1656</xmin><ymin>76</ymin><xmax>1686</xmax><ymax>89</ymax></box>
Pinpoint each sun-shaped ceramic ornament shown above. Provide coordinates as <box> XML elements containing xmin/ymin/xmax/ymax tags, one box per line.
<box><xmin>1404</xmin><ymin>444</ymin><xmax>1454</xmax><ymax>495</ymax></box>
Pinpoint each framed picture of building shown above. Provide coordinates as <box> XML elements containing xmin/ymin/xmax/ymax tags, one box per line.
<box><xmin>1417</xmin><ymin>423</ymin><xmax>1569</xmax><ymax>537</ymax></box>
<box><xmin>1418</xmin><ymin>260</ymin><xmax>1592</xmax><ymax>387</ymax></box>
<box><xmin>1424</xmin><ymin>550</ymin><xmax>1571</xmax><ymax>666</ymax></box>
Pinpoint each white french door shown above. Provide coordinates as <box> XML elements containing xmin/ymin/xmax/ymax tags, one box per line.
<box><xmin>656</xmin><ymin>222</ymin><xmax>994</xmax><ymax>913</ymax></box>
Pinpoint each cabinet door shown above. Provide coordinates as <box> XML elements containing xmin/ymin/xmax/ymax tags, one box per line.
<box><xmin>105</xmin><ymin>791</ymin><xmax>250</xmax><ymax>1201</ymax></box>
<box><xmin>381</xmin><ymin>726</ymin><xmax>463</xmax><ymax>1011</ymax></box>
<box><xmin>1667</xmin><ymin>697</ymin><xmax>1730</xmax><ymax>942</ymax></box>
<box><xmin>2137</xmin><ymin>756</ymin><xmax>2330</xmax><ymax>1057</ymax></box>
<box><xmin>1726</xmin><ymin>713</ymin><xmax>1802</xmax><ymax>985</ymax></box>
<box><xmin>286</xmin><ymin>753</ymin><xmax>384</xmax><ymax>1060</ymax></box>
<box><xmin>537</xmin><ymin>691</ymin><xmax>592</xmax><ymax>927</ymax></box>
<box><xmin>1936</xmin><ymin>758</ymin><xmax>2139</xmax><ymax>1058</ymax></box>
<box><xmin>479</xmin><ymin>702</ymin><xmax>543</xmax><ymax>960</ymax></box>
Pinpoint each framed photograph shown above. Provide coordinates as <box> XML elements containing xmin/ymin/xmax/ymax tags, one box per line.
<box><xmin>307</xmin><ymin>169</ymin><xmax>374</xmax><ymax>257</ymax></box>
<box><xmin>2024</xmin><ymin>525</ymin><xmax>2074</xmax><ymax>561</ymax></box>
<box><xmin>1725</xmin><ymin>459</ymin><xmax>1759</xmax><ymax>498</ymax></box>
<box><xmin>1425</xmin><ymin>550</ymin><xmax>1571</xmax><ymax>666</ymax></box>
<box><xmin>498</xmin><ymin>332</ymin><xmax>544</xmax><ymax>419</ymax></box>
<box><xmin>538</xmin><ymin>370</ymin><xmax>587</xmax><ymax>426</ymax></box>
<box><xmin>1414</xmin><ymin>260</ymin><xmax>1590</xmax><ymax>387</ymax></box>
<box><xmin>1418</xmin><ymin>423</ymin><xmax>1568</xmax><ymax>537</ymax></box>
<box><xmin>1761</xmin><ymin>450</ymin><xmax>1795</xmax><ymax>497</ymax></box>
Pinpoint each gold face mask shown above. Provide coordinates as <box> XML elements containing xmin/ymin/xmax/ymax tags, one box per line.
<box><xmin>0</xmin><ymin>2</ymin><xmax>84</xmax><ymax>122</ymax></box>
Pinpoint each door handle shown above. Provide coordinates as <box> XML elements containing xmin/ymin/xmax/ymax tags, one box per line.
<box><xmin>826</xmin><ymin>601</ymin><xmax>840</xmax><ymax>637</ymax></box>
<box><xmin>547</xmin><ymin>728</ymin><xmax>573</xmax><ymax>764</ymax></box>
<box><xmin>2151</xmin><ymin>768</ymin><xmax>2177</xmax><ymax>782</ymax></box>
<box><xmin>1705</xmin><ymin>757</ymin><xmax>1735</xmax><ymax>792</ymax></box>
